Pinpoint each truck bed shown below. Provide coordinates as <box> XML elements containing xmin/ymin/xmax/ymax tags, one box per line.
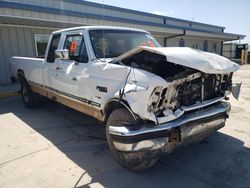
<box><xmin>10</xmin><ymin>56</ymin><xmax>44</xmax><ymax>85</ymax></box>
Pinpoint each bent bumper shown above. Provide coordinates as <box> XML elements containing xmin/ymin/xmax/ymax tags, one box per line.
<box><xmin>109</xmin><ymin>102</ymin><xmax>230</xmax><ymax>152</ymax></box>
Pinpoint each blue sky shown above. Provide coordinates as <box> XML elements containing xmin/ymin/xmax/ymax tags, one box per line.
<box><xmin>86</xmin><ymin>0</ymin><xmax>249</xmax><ymax>44</ymax></box>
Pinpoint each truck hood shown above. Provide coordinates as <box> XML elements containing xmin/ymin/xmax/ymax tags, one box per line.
<box><xmin>109</xmin><ymin>47</ymin><xmax>240</xmax><ymax>74</ymax></box>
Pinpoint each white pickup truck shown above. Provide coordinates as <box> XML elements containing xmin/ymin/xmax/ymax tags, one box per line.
<box><xmin>10</xmin><ymin>26</ymin><xmax>240</xmax><ymax>171</ymax></box>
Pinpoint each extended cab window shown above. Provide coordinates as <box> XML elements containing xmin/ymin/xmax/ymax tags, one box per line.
<box><xmin>64</xmin><ymin>34</ymin><xmax>89</xmax><ymax>63</ymax></box>
<box><xmin>47</xmin><ymin>34</ymin><xmax>61</xmax><ymax>63</ymax></box>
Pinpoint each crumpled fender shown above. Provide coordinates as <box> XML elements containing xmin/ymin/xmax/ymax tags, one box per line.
<box><xmin>113</xmin><ymin>76</ymin><xmax>167</xmax><ymax>123</ymax></box>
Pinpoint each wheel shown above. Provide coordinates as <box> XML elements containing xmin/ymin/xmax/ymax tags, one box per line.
<box><xmin>106</xmin><ymin>108</ymin><xmax>160</xmax><ymax>172</ymax></box>
<box><xmin>21</xmin><ymin>82</ymin><xmax>39</xmax><ymax>108</ymax></box>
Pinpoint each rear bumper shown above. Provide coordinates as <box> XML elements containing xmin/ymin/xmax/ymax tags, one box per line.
<box><xmin>109</xmin><ymin>102</ymin><xmax>230</xmax><ymax>153</ymax></box>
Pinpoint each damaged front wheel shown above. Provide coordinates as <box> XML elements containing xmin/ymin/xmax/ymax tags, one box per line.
<box><xmin>106</xmin><ymin>108</ymin><xmax>160</xmax><ymax>172</ymax></box>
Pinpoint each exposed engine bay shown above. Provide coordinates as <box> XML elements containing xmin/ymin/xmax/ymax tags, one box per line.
<box><xmin>117</xmin><ymin>50</ymin><xmax>233</xmax><ymax>120</ymax></box>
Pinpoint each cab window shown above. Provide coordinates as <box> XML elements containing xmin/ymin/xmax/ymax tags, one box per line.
<box><xmin>64</xmin><ymin>34</ymin><xmax>89</xmax><ymax>63</ymax></box>
<box><xmin>47</xmin><ymin>33</ymin><xmax>61</xmax><ymax>63</ymax></box>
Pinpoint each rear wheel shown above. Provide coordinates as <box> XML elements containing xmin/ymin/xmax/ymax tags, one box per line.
<box><xmin>21</xmin><ymin>82</ymin><xmax>40</xmax><ymax>108</ymax></box>
<box><xmin>106</xmin><ymin>108</ymin><xmax>160</xmax><ymax>172</ymax></box>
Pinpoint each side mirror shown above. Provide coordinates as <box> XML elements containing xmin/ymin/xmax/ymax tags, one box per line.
<box><xmin>55</xmin><ymin>49</ymin><xmax>69</xmax><ymax>60</ymax></box>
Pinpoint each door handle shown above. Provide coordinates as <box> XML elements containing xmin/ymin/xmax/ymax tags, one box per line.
<box><xmin>56</xmin><ymin>66</ymin><xmax>63</xmax><ymax>70</ymax></box>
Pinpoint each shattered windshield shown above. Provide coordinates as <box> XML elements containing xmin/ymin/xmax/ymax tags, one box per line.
<box><xmin>89</xmin><ymin>29</ymin><xmax>160</xmax><ymax>58</ymax></box>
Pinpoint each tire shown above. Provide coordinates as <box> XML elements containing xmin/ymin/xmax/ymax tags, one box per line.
<box><xmin>106</xmin><ymin>108</ymin><xmax>160</xmax><ymax>172</ymax></box>
<box><xmin>21</xmin><ymin>82</ymin><xmax>39</xmax><ymax>108</ymax></box>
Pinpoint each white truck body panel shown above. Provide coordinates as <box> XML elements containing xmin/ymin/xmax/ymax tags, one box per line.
<box><xmin>10</xmin><ymin>56</ymin><xmax>44</xmax><ymax>85</ymax></box>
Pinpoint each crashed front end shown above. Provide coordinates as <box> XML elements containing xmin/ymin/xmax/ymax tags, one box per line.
<box><xmin>109</xmin><ymin>47</ymin><xmax>240</xmax><ymax>154</ymax></box>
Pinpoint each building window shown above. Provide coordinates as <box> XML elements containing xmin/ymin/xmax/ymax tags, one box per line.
<box><xmin>213</xmin><ymin>43</ymin><xmax>217</xmax><ymax>53</ymax></box>
<box><xmin>203</xmin><ymin>40</ymin><xmax>208</xmax><ymax>51</ymax></box>
<box><xmin>196</xmin><ymin>44</ymin><xmax>199</xmax><ymax>49</ymax></box>
<box><xmin>34</xmin><ymin>34</ymin><xmax>50</xmax><ymax>57</ymax></box>
<box><xmin>179</xmin><ymin>38</ymin><xmax>185</xmax><ymax>47</ymax></box>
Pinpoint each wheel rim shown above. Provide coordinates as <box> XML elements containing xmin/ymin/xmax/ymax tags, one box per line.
<box><xmin>22</xmin><ymin>86</ymin><xmax>29</xmax><ymax>103</ymax></box>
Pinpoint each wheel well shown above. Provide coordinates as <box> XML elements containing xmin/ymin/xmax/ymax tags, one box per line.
<box><xmin>104</xmin><ymin>99</ymin><xmax>137</xmax><ymax>122</ymax></box>
<box><xmin>17</xmin><ymin>69</ymin><xmax>27</xmax><ymax>84</ymax></box>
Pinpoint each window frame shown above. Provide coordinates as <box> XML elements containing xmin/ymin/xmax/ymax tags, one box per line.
<box><xmin>46</xmin><ymin>33</ymin><xmax>61</xmax><ymax>63</ymax></box>
<box><xmin>88</xmin><ymin>29</ymin><xmax>160</xmax><ymax>58</ymax></box>
<box><xmin>63</xmin><ymin>34</ymin><xmax>89</xmax><ymax>63</ymax></box>
<box><xmin>34</xmin><ymin>34</ymin><xmax>50</xmax><ymax>57</ymax></box>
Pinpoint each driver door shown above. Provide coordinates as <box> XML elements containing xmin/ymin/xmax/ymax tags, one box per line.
<box><xmin>44</xmin><ymin>31</ymin><xmax>90</xmax><ymax>100</ymax></box>
<box><xmin>53</xmin><ymin>33</ymin><xmax>90</xmax><ymax>98</ymax></box>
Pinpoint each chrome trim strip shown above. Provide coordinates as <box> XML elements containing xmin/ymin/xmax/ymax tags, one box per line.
<box><xmin>28</xmin><ymin>80</ymin><xmax>101</xmax><ymax>107</ymax></box>
<box><xmin>181</xmin><ymin>96</ymin><xmax>225</xmax><ymax>112</ymax></box>
<box><xmin>109</xmin><ymin>102</ymin><xmax>230</xmax><ymax>137</ymax></box>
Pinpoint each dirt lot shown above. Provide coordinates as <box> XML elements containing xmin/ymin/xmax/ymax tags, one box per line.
<box><xmin>0</xmin><ymin>65</ymin><xmax>250</xmax><ymax>188</ymax></box>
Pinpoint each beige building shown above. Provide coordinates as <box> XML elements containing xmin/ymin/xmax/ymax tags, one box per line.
<box><xmin>0</xmin><ymin>0</ymin><xmax>245</xmax><ymax>84</ymax></box>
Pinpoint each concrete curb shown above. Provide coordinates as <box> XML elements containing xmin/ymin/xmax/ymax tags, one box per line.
<box><xmin>0</xmin><ymin>91</ymin><xmax>20</xmax><ymax>99</ymax></box>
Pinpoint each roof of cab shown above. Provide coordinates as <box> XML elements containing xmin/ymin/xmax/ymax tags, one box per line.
<box><xmin>52</xmin><ymin>26</ymin><xmax>150</xmax><ymax>34</ymax></box>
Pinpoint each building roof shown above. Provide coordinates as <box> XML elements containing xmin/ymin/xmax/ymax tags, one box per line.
<box><xmin>0</xmin><ymin>0</ymin><xmax>245</xmax><ymax>41</ymax></box>
<box><xmin>68</xmin><ymin>0</ymin><xmax>226</xmax><ymax>30</ymax></box>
